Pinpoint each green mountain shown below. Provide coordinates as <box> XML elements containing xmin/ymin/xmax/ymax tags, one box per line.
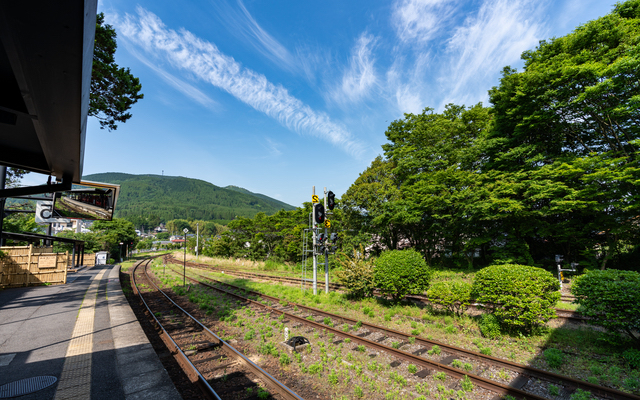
<box><xmin>82</xmin><ymin>172</ymin><xmax>295</xmax><ymax>223</ymax></box>
<box><xmin>224</xmin><ymin>185</ymin><xmax>292</xmax><ymax>208</ymax></box>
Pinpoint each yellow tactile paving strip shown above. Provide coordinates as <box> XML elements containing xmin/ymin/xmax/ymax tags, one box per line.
<box><xmin>54</xmin><ymin>269</ymin><xmax>107</xmax><ymax>400</ymax></box>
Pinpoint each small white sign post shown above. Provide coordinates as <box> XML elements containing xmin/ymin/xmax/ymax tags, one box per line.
<box><xmin>183</xmin><ymin>228</ymin><xmax>189</xmax><ymax>287</ymax></box>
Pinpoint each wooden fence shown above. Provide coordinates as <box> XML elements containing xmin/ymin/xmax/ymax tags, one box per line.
<box><xmin>83</xmin><ymin>254</ymin><xmax>96</xmax><ymax>267</ymax></box>
<box><xmin>0</xmin><ymin>245</ymin><xmax>68</xmax><ymax>288</ymax></box>
<box><xmin>67</xmin><ymin>253</ymin><xmax>96</xmax><ymax>268</ymax></box>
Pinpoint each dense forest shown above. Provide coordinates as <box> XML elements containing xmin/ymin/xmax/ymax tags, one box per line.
<box><xmin>204</xmin><ymin>2</ymin><xmax>640</xmax><ymax>272</ymax></box>
<box><xmin>82</xmin><ymin>173</ymin><xmax>295</xmax><ymax>229</ymax></box>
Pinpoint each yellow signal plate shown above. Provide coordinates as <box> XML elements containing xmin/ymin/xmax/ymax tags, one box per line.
<box><xmin>324</xmin><ymin>219</ymin><xmax>331</xmax><ymax>228</ymax></box>
<box><xmin>312</xmin><ymin>195</ymin><xmax>319</xmax><ymax>203</ymax></box>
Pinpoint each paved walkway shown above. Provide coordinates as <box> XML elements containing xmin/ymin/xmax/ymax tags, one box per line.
<box><xmin>0</xmin><ymin>264</ymin><xmax>181</xmax><ymax>399</ymax></box>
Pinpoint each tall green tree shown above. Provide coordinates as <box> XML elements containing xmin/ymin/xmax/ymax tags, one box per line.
<box><xmin>2</xmin><ymin>214</ymin><xmax>43</xmax><ymax>236</ymax></box>
<box><xmin>91</xmin><ymin>218</ymin><xmax>137</xmax><ymax>259</ymax></box>
<box><xmin>53</xmin><ymin>231</ymin><xmax>102</xmax><ymax>254</ymax></box>
<box><xmin>90</xmin><ymin>13</ymin><xmax>144</xmax><ymax>131</ymax></box>
<box><xmin>341</xmin><ymin>156</ymin><xmax>402</xmax><ymax>254</ymax></box>
<box><xmin>488</xmin><ymin>0</ymin><xmax>640</xmax><ymax>165</ymax></box>
<box><xmin>484</xmin><ymin>0</ymin><xmax>640</xmax><ymax>267</ymax></box>
<box><xmin>379</xmin><ymin>104</ymin><xmax>493</xmax><ymax>266</ymax></box>
<box><xmin>166</xmin><ymin>219</ymin><xmax>191</xmax><ymax>235</ymax></box>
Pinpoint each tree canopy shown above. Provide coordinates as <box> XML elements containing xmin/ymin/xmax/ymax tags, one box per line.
<box><xmin>89</xmin><ymin>13</ymin><xmax>144</xmax><ymax>131</ymax></box>
<box><xmin>339</xmin><ymin>0</ymin><xmax>640</xmax><ymax>270</ymax></box>
<box><xmin>166</xmin><ymin>1</ymin><xmax>640</xmax><ymax>272</ymax></box>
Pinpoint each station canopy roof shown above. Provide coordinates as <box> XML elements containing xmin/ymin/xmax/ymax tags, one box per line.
<box><xmin>1</xmin><ymin>231</ymin><xmax>85</xmax><ymax>247</ymax></box>
<box><xmin>0</xmin><ymin>0</ymin><xmax>98</xmax><ymax>190</ymax></box>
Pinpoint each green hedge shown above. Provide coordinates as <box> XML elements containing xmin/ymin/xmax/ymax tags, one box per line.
<box><xmin>471</xmin><ymin>264</ymin><xmax>560</xmax><ymax>333</ymax></box>
<box><xmin>571</xmin><ymin>269</ymin><xmax>640</xmax><ymax>345</ymax></box>
<box><xmin>427</xmin><ymin>281</ymin><xmax>472</xmax><ymax>317</ymax></box>
<box><xmin>374</xmin><ymin>249</ymin><xmax>432</xmax><ymax>301</ymax></box>
<box><xmin>334</xmin><ymin>247</ymin><xmax>376</xmax><ymax>299</ymax></box>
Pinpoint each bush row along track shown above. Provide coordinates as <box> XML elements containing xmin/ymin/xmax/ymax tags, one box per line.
<box><xmin>165</xmin><ymin>262</ymin><xmax>640</xmax><ymax>400</ymax></box>
<box><xmin>164</xmin><ymin>255</ymin><xmax>587</xmax><ymax>323</ymax></box>
<box><xmin>132</xmin><ymin>258</ymin><xmax>304</xmax><ymax>400</ymax></box>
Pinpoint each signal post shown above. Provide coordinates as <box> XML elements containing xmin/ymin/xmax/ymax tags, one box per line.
<box><xmin>310</xmin><ymin>186</ymin><xmax>336</xmax><ymax>295</ymax></box>
<box><xmin>312</xmin><ymin>187</ymin><xmax>318</xmax><ymax>295</ymax></box>
<box><xmin>324</xmin><ymin>188</ymin><xmax>329</xmax><ymax>294</ymax></box>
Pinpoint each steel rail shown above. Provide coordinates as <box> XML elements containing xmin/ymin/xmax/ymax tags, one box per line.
<box><xmin>136</xmin><ymin>258</ymin><xmax>304</xmax><ymax>400</ymax></box>
<box><xmin>131</xmin><ymin>259</ymin><xmax>222</xmax><ymax>400</ymax></box>
<box><xmin>174</xmin><ymin>265</ymin><xmax>640</xmax><ymax>400</ymax></box>
<box><xmin>170</xmin><ymin>266</ymin><xmax>549</xmax><ymax>400</ymax></box>
<box><xmin>165</xmin><ymin>255</ymin><xmax>342</xmax><ymax>289</ymax></box>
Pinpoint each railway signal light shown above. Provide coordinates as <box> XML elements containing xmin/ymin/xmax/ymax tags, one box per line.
<box><xmin>317</xmin><ymin>233</ymin><xmax>326</xmax><ymax>242</ymax></box>
<box><xmin>330</xmin><ymin>232</ymin><xmax>339</xmax><ymax>253</ymax></box>
<box><xmin>327</xmin><ymin>191</ymin><xmax>335</xmax><ymax>210</ymax></box>
<box><xmin>314</xmin><ymin>203</ymin><xmax>325</xmax><ymax>223</ymax></box>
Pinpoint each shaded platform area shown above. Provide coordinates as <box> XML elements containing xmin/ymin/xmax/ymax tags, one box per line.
<box><xmin>1</xmin><ymin>232</ymin><xmax>88</xmax><ymax>271</ymax></box>
<box><xmin>0</xmin><ymin>264</ymin><xmax>181</xmax><ymax>399</ymax></box>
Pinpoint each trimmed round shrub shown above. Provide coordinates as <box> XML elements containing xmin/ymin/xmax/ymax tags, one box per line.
<box><xmin>478</xmin><ymin>313</ymin><xmax>501</xmax><ymax>339</ymax></box>
<box><xmin>471</xmin><ymin>264</ymin><xmax>560</xmax><ymax>333</ymax></box>
<box><xmin>571</xmin><ymin>269</ymin><xmax>640</xmax><ymax>345</ymax></box>
<box><xmin>374</xmin><ymin>249</ymin><xmax>432</xmax><ymax>301</ymax></box>
<box><xmin>427</xmin><ymin>281</ymin><xmax>472</xmax><ymax>317</ymax></box>
<box><xmin>334</xmin><ymin>247</ymin><xmax>376</xmax><ymax>299</ymax></box>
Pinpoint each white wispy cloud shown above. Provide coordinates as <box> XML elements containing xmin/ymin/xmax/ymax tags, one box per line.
<box><xmin>229</xmin><ymin>0</ymin><xmax>297</xmax><ymax>71</ymax></box>
<box><xmin>264</xmin><ymin>137</ymin><xmax>283</xmax><ymax>157</ymax></box>
<box><xmin>392</xmin><ymin>0</ymin><xmax>458</xmax><ymax>44</ymax></box>
<box><xmin>116</xmin><ymin>7</ymin><xmax>363</xmax><ymax>157</ymax></box>
<box><xmin>386</xmin><ymin>52</ymin><xmax>432</xmax><ymax>114</ymax></box>
<box><xmin>123</xmin><ymin>43</ymin><xmax>219</xmax><ymax>110</ymax></box>
<box><xmin>386</xmin><ymin>0</ymin><xmax>546</xmax><ymax>112</ymax></box>
<box><xmin>296</xmin><ymin>44</ymin><xmax>332</xmax><ymax>85</ymax></box>
<box><xmin>328</xmin><ymin>33</ymin><xmax>379</xmax><ymax>106</ymax></box>
<box><xmin>442</xmin><ymin>0</ymin><xmax>544</xmax><ymax>106</ymax></box>
<box><xmin>208</xmin><ymin>0</ymin><xmax>330</xmax><ymax>82</ymax></box>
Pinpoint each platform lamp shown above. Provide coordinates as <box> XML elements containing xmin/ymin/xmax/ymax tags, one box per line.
<box><xmin>119</xmin><ymin>242</ymin><xmax>123</xmax><ymax>262</ymax></box>
<box><xmin>183</xmin><ymin>228</ymin><xmax>189</xmax><ymax>287</ymax></box>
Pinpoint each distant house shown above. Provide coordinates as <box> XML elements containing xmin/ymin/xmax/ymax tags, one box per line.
<box><xmin>170</xmin><ymin>236</ymin><xmax>185</xmax><ymax>243</ymax></box>
<box><xmin>154</xmin><ymin>223</ymin><xmax>167</xmax><ymax>233</ymax></box>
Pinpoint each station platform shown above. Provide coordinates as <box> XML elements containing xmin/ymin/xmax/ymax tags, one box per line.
<box><xmin>0</xmin><ymin>264</ymin><xmax>182</xmax><ymax>400</ymax></box>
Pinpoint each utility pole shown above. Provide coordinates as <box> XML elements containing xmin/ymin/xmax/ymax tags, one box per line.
<box><xmin>183</xmin><ymin>228</ymin><xmax>189</xmax><ymax>287</ymax></box>
<box><xmin>196</xmin><ymin>222</ymin><xmax>199</xmax><ymax>259</ymax></box>
<box><xmin>324</xmin><ymin>187</ymin><xmax>329</xmax><ymax>294</ymax></box>
<box><xmin>312</xmin><ymin>186</ymin><xmax>317</xmax><ymax>295</ymax></box>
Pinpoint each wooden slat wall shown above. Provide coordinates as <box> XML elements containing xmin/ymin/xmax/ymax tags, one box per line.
<box><xmin>67</xmin><ymin>253</ymin><xmax>96</xmax><ymax>267</ymax></box>
<box><xmin>0</xmin><ymin>245</ymin><xmax>68</xmax><ymax>288</ymax></box>
<box><xmin>83</xmin><ymin>254</ymin><xmax>96</xmax><ymax>267</ymax></box>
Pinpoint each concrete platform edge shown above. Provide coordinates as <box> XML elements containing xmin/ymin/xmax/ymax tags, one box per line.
<box><xmin>107</xmin><ymin>265</ymin><xmax>182</xmax><ymax>400</ymax></box>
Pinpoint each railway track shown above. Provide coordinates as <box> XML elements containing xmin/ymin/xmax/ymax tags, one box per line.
<box><xmin>163</xmin><ymin>263</ymin><xmax>640</xmax><ymax>400</ymax></box>
<box><xmin>131</xmin><ymin>258</ymin><xmax>304</xmax><ymax>400</ymax></box>
<box><xmin>165</xmin><ymin>255</ymin><xmax>587</xmax><ymax>322</ymax></box>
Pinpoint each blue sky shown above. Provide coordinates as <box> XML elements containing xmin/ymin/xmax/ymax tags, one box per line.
<box><xmin>30</xmin><ymin>0</ymin><xmax>616</xmax><ymax>208</ymax></box>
